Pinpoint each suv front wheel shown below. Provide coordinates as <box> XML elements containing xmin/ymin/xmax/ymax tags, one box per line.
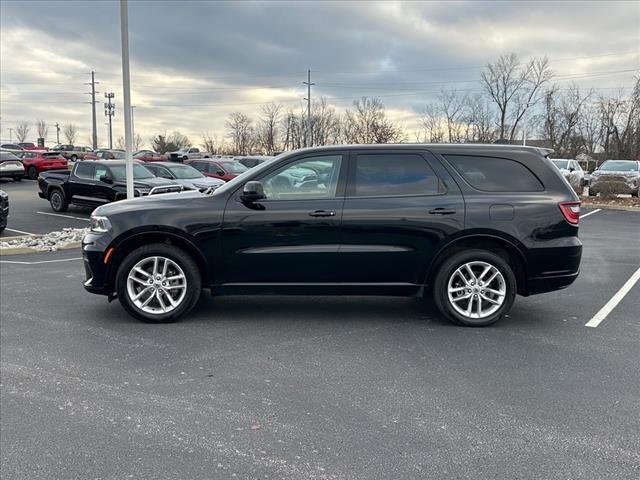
<box><xmin>433</xmin><ymin>249</ymin><xmax>516</xmax><ymax>326</ymax></box>
<box><xmin>116</xmin><ymin>243</ymin><xmax>202</xmax><ymax>323</ymax></box>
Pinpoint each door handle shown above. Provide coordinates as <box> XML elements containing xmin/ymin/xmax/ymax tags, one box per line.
<box><xmin>309</xmin><ymin>210</ymin><xmax>336</xmax><ymax>217</ymax></box>
<box><xmin>429</xmin><ymin>208</ymin><xmax>456</xmax><ymax>215</ymax></box>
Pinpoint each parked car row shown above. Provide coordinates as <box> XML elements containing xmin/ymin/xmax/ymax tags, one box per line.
<box><xmin>37</xmin><ymin>160</ymin><xmax>229</xmax><ymax>212</ymax></box>
<box><xmin>550</xmin><ymin>158</ymin><xmax>639</xmax><ymax>197</ymax></box>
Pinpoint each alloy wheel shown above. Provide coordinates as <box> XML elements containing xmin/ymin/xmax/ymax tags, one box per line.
<box><xmin>447</xmin><ymin>261</ymin><xmax>506</xmax><ymax>320</ymax></box>
<box><xmin>126</xmin><ymin>256</ymin><xmax>188</xmax><ymax>315</ymax></box>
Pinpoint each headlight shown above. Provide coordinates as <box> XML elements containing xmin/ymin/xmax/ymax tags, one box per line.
<box><xmin>90</xmin><ymin>215</ymin><xmax>112</xmax><ymax>233</ymax></box>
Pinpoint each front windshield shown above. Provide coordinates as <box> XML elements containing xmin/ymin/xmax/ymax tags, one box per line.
<box><xmin>551</xmin><ymin>160</ymin><xmax>569</xmax><ymax>169</ymax></box>
<box><xmin>111</xmin><ymin>151</ymin><xmax>126</xmax><ymax>159</ymax></box>
<box><xmin>600</xmin><ymin>161</ymin><xmax>638</xmax><ymax>172</ymax></box>
<box><xmin>168</xmin><ymin>164</ymin><xmax>203</xmax><ymax>179</ymax></box>
<box><xmin>109</xmin><ymin>164</ymin><xmax>155</xmax><ymax>180</ymax></box>
<box><xmin>219</xmin><ymin>161</ymin><xmax>248</xmax><ymax>174</ymax></box>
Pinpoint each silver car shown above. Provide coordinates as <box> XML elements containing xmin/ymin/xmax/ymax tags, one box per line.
<box><xmin>550</xmin><ymin>159</ymin><xmax>585</xmax><ymax>195</ymax></box>
<box><xmin>143</xmin><ymin>162</ymin><xmax>225</xmax><ymax>192</ymax></box>
<box><xmin>589</xmin><ymin>160</ymin><xmax>640</xmax><ymax>197</ymax></box>
<box><xmin>0</xmin><ymin>152</ymin><xmax>25</xmax><ymax>182</ymax></box>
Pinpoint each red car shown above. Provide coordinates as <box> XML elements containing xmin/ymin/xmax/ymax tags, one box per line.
<box><xmin>17</xmin><ymin>151</ymin><xmax>68</xmax><ymax>179</ymax></box>
<box><xmin>186</xmin><ymin>159</ymin><xmax>248</xmax><ymax>181</ymax></box>
<box><xmin>133</xmin><ymin>150</ymin><xmax>168</xmax><ymax>162</ymax></box>
<box><xmin>83</xmin><ymin>149</ymin><xmax>127</xmax><ymax>161</ymax></box>
<box><xmin>18</xmin><ymin>142</ymin><xmax>48</xmax><ymax>151</ymax></box>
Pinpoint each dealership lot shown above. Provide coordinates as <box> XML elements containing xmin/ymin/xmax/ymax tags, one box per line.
<box><xmin>1</xmin><ymin>184</ymin><xmax>639</xmax><ymax>478</ymax></box>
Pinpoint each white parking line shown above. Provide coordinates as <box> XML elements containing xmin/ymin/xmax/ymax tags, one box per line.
<box><xmin>0</xmin><ymin>257</ymin><xmax>83</xmax><ymax>265</ymax></box>
<box><xmin>4</xmin><ymin>227</ymin><xmax>35</xmax><ymax>235</ymax></box>
<box><xmin>37</xmin><ymin>211</ymin><xmax>90</xmax><ymax>221</ymax></box>
<box><xmin>585</xmin><ymin>266</ymin><xmax>640</xmax><ymax>328</ymax></box>
<box><xmin>580</xmin><ymin>209</ymin><xmax>601</xmax><ymax>219</ymax></box>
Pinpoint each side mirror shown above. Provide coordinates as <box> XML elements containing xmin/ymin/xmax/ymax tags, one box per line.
<box><xmin>216</xmin><ymin>170</ymin><xmax>225</xmax><ymax>177</ymax></box>
<box><xmin>100</xmin><ymin>174</ymin><xmax>113</xmax><ymax>184</ymax></box>
<box><xmin>241</xmin><ymin>181</ymin><xmax>265</xmax><ymax>203</ymax></box>
<box><xmin>568</xmin><ymin>167</ymin><xmax>575</xmax><ymax>172</ymax></box>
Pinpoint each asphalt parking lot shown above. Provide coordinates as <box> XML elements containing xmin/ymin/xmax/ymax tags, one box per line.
<box><xmin>1</xmin><ymin>182</ymin><xmax>639</xmax><ymax>479</ymax></box>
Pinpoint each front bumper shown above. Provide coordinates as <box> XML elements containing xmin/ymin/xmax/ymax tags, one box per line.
<box><xmin>82</xmin><ymin>232</ymin><xmax>113</xmax><ymax>296</ymax></box>
<box><xmin>590</xmin><ymin>177</ymin><xmax>639</xmax><ymax>194</ymax></box>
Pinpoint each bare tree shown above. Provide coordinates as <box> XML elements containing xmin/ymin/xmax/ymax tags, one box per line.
<box><xmin>312</xmin><ymin>97</ymin><xmax>341</xmax><ymax>146</ymax></box>
<box><xmin>133</xmin><ymin>133</ymin><xmax>143</xmax><ymax>151</ymax></box>
<box><xmin>256</xmin><ymin>102</ymin><xmax>281</xmax><ymax>154</ymax></box>
<box><xmin>36</xmin><ymin>120</ymin><xmax>48</xmax><ymax>141</ymax></box>
<box><xmin>343</xmin><ymin>97</ymin><xmax>405</xmax><ymax>144</ymax></box>
<box><xmin>151</xmin><ymin>131</ymin><xmax>190</xmax><ymax>154</ymax></box>
<box><xmin>420</xmin><ymin>104</ymin><xmax>445</xmax><ymax>143</ymax></box>
<box><xmin>598</xmin><ymin>80</ymin><xmax>640</xmax><ymax>159</ymax></box>
<box><xmin>15</xmin><ymin>121</ymin><xmax>30</xmax><ymax>143</ymax></box>
<box><xmin>463</xmin><ymin>94</ymin><xmax>496</xmax><ymax>143</ymax></box>
<box><xmin>541</xmin><ymin>85</ymin><xmax>591</xmax><ymax>157</ymax></box>
<box><xmin>63</xmin><ymin>123</ymin><xmax>78</xmax><ymax>144</ymax></box>
<box><xmin>438</xmin><ymin>89</ymin><xmax>467</xmax><ymax>142</ymax></box>
<box><xmin>481</xmin><ymin>53</ymin><xmax>553</xmax><ymax>141</ymax></box>
<box><xmin>226</xmin><ymin>112</ymin><xmax>254</xmax><ymax>155</ymax></box>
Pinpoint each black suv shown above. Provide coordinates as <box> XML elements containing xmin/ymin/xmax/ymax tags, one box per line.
<box><xmin>82</xmin><ymin>145</ymin><xmax>582</xmax><ymax>326</ymax></box>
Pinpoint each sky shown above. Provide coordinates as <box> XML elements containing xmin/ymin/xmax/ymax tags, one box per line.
<box><xmin>1</xmin><ymin>0</ymin><xmax>638</xmax><ymax>147</ymax></box>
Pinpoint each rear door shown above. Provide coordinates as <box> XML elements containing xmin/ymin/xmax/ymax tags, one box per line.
<box><xmin>339</xmin><ymin>149</ymin><xmax>465</xmax><ymax>285</ymax></box>
<box><xmin>68</xmin><ymin>162</ymin><xmax>102</xmax><ymax>204</ymax></box>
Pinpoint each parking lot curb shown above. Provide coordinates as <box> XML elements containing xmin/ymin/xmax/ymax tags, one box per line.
<box><xmin>0</xmin><ymin>241</ymin><xmax>82</xmax><ymax>256</ymax></box>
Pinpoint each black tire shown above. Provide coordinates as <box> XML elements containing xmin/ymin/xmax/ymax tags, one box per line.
<box><xmin>116</xmin><ymin>243</ymin><xmax>202</xmax><ymax>323</ymax></box>
<box><xmin>49</xmin><ymin>189</ymin><xmax>68</xmax><ymax>212</ymax></box>
<box><xmin>588</xmin><ymin>188</ymin><xmax>597</xmax><ymax>197</ymax></box>
<box><xmin>13</xmin><ymin>176</ymin><xmax>21</xmax><ymax>182</ymax></box>
<box><xmin>433</xmin><ymin>249</ymin><xmax>517</xmax><ymax>327</ymax></box>
<box><xmin>70</xmin><ymin>155</ymin><xmax>78</xmax><ymax>161</ymax></box>
<box><xmin>632</xmin><ymin>189</ymin><xmax>639</xmax><ymax>198</ymax></box>
<box><xmin>28</xmin><ymin>166</ymin><xmax>38</xmax><ymax>180</ymax></box>
<box><xmin>0</xmin><ymin>225</ymin><xmax>4</xmax><ymax>234</ymax></box>
<box><xmin>182</xmin><ymin>156</ymin><xmax>188</xmax><ymax>162</ymax></box>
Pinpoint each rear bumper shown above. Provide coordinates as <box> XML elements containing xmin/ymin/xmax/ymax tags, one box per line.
<box><xmin>525</xmin><ymin>240</ymin><xmax>582</xmax><ymax>295</ymax></box>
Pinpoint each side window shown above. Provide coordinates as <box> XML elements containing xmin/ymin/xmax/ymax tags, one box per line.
<box><xmin>444</xmin><ymin>155</ymin><xmax>544</xmax><ymax>192</ymax></box>
<box><xmin>353</xmin><ymin>153</ymin><xmax>441</xmax><ymax>197</ymax></box>
<box><xmin>75</xmin><ymin>163</ymin><xmax>95</xmax><ymax>179</ymax></box>
<box><xmin>261</xmin><ymin>155</ymin><xmax>343</xmax><ymax>200</ymax></box>
<box><xmin>157</xmin><ymin>167</ymin><xmax>172</xmax><ymax>178</ymax></box>
<box><xmin>191</xmin><ymin>162</ymin><xmax>205</xmax><ymax>172</ymax></box>
<box><xmin>95</xmin><ymin>165</ymin><xmax>109</xmax><ymax>180</ymax></box>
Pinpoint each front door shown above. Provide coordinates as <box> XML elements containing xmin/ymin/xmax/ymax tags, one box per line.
<box><xmin>339</xmin><ymin>149</ymin><xmax>465</xmax><ymax>285</ymax></box>
<box><xmin>220</xmin><ymin>153</ymin><xmax>347</xmax><ymax>284</ymax></box>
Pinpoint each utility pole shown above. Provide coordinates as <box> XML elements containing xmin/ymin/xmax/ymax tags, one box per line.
<box><xmin>85</xmin><ymin>71</ymin><xmax>99</xmax><ymax>149</ymax></box>
<box><xmin>104</xmin><ymin>92</ymin><xmax>115</xmax><ymax>149</ymax></box>
<box><xmin>120</xmin><ymin>0</ymin><xmax>134</xmax><ymax>199</ymax></box>
<box><xmin>8</xmin><ymin>128</ymin><xmax>13</xmax><ymax>143</ymax></box>
<box><xmin>303</xmin><ymin>69</ymin><xmax>314</xmax><ymax>147</ymax></box>
<box><xmin>54</xmin><ymin>123</ymin><xmax>60</xmax><ymax>144</ymax></box>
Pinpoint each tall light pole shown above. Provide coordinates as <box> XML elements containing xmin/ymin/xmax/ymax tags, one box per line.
<box><xmin>303</xmin><ymin>69</ymin><xmax>314</xmax><ymax>147</ymax></box>
<box><xmin>120</xmin><ymin>0</ymin><xmax>134</xmax><ymax>199</ymax></box>
<box><xmin>131</xmin><ymin>105</ymin><xmax>136</xmax><ymax>143</ymax></box>
<box><xmin>104</xmin><ymin>92</ymin><xmax>115</xmax><ymax>149</ymax></box>
<box><xmin>8</xmin><ymin>128</ymin><xmax>13</xmax><ymax>143</ymax></box>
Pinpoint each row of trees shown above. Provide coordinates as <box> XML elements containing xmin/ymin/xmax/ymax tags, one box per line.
<box><xmin>182</xmin><ymin>53</ymin><xmax>638</xmax><ymax>159</ymax></box>
<box><xmin>11</xmin><ymin>120</ymin><xmax>80</xmax><ymax>145</ymax></box>
<box><xmin>11</xmin><ymin>54</ymin><xmax>638</xmax><ymax>159</ymax></box>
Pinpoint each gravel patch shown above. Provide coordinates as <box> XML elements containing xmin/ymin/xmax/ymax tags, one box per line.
<box><xmin>0</xmin><ymin>228</ymin><xmax>88</xmax><ymax>252</ymax></box>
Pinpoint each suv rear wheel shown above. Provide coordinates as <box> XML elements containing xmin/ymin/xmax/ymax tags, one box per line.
<box><xmin>433</xmin><ymin>249</ymin><xmax>516</xmax><ymax>326</ymax></box>
<box><xmin>116</xmin><ymin>243</ymin><xmax>202</xmax><ymax>323</ymax></box>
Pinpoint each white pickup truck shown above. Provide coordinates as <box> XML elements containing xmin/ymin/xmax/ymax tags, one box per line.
<box><xmin>167</xmin><ymin>147</ymin><xmax>211</xmax><ymax>162</ymax></box>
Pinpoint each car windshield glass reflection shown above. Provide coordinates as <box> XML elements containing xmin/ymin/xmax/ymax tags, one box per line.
<box><xmin>109</xmin><ymin>164</ymin><xmax>155</xmax><ymax>180</ymax></box>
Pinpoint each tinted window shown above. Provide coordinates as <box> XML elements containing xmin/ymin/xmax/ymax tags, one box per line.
<box><xmin>95</xmin><ymin>165</ymin><xmax>109</xmax><ymax>180</ymax></box>
<box><xmin>75</xmin><ymin>163</ymin><xmax>95</xmax><ymax>179</ymax></box>
<box><xmin>445</xmin><ymin>155</ymin><xmax>543</xmax><ymax>192</ymax></box>
<box><xmin>261</xmin><ymin>155</ymin><xmax>343</xmax><ymax>200</ymax></box>
<box><xmin>353</xmin><ymin>154</ymin><xmax>441</xmax><ymax>197</ymax></box>
<box><xmin>219</xmin><ymin>161</ymin><xmax>248</xmax><ymax>174</ymax></box>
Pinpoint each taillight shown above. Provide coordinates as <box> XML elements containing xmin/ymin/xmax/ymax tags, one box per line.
<box><xmin>559</xmin><ymin>201</ymin><xmax>581</xmax><ymax>225</ymax></box>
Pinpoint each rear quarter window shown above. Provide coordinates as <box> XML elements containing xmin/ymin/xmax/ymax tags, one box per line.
<box><xmin>444</xmin><ymin>155</ymin><xmax>544</xmax><ymax>192</ymax></box>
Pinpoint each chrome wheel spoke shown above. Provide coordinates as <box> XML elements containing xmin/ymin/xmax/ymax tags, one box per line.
<box><xmin>447</xmin><ymin>261</ymin><xmax>506</xmax><ymax>320</ymax></box>
<box><xmin>126</xmin><ymin>256</ymin><xmax>187</xmax><ymax>315</ymax></box>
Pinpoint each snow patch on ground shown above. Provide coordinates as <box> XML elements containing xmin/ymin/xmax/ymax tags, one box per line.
<box><xmin>0</xmin><ymin>228</ymin><xmax>89</xmax><ymax>251</ymax></box>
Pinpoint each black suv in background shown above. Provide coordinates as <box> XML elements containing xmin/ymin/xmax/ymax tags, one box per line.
<box><xmin>82</xmin><ymin>144</ymin><xmax>582</xmax><ymax>326</ymax></box>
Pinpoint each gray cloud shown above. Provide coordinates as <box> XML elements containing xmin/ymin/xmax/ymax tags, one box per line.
<box><xmin>1</xmin><ymin>0</ymin><xmax>638</xmax><ymax>146</ymax></box>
